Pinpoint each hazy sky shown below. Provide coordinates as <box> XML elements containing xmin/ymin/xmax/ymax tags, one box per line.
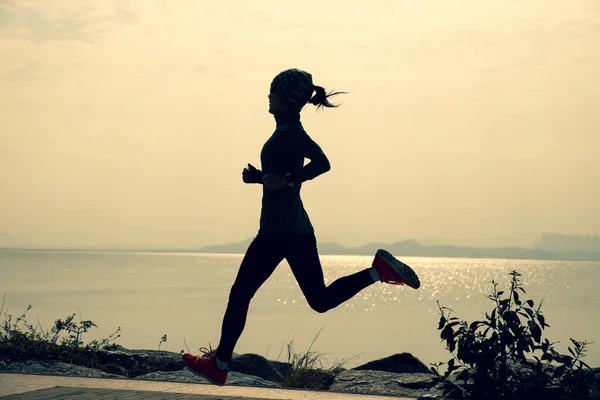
<box><xmin>1</xmin><ymin>0</ymin><xmax>599</xmax><ymax>249</ymax></box>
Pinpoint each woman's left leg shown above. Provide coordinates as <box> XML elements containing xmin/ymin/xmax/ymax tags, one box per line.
<box><xmin>285</xmin><ymin>234</ymin><xmax>376</xmax><ymax>313</ymax></box>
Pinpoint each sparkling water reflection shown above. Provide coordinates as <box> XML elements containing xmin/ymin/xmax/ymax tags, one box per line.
<box><xmin>1</xmin><ymin>250</ymin><xmax>598</xmax><ymax>367</ymax></box>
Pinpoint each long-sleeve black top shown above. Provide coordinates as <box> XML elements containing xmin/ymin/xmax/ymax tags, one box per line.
<box><xmin>258</xmin><ymin>110</ymin><xmax>330</xmax><ymax>237</ymax></box>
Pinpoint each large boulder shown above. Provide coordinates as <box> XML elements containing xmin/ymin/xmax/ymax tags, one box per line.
<box><xmin>96</xmin><ymin>344</ymin><xmax>185</xmax><ymax>377</ymax></box>
<box><xmin>331</xmin><ymin>369</ymin><xmax>442</xmax><ymax>398</ymax></box>
<box><xmin>228</xmin><ymin>353</ymin><xmax>285</xmax><ymax>384</ymax></box>
<box><xmin>352</xmin><ymin>353</ymin><xmax>431</xmax><ymax>374</ymax></box>
<box><xmin>269</xmin><ymin>360</ymin><xmax>293</xmax><ymax>379</ymax></box>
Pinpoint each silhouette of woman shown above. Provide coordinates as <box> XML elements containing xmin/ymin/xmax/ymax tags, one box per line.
<box><xmin>183</xmin><ymin>68</ymin><xmax>420</xmax><ymax>385</ymax></box>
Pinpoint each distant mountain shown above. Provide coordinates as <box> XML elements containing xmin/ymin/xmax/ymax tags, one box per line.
<box><xmin>196</xmin><ymin>238</ymin><xmax>253</xmax><ymax>254</ymax></box>
<box><xmin>535</xmin><ymin>233</ymin><xmax>600</xmax><ymax>252</ymax></box>
<box><xmin>3</xmin><ymin>235</ymin><xmax>599</xmax><ymax>262</ymax></box>
<box><xmin>194</xmin><ymin>238</ymin><xmax>600</xmax><ymax>262</ymax></box>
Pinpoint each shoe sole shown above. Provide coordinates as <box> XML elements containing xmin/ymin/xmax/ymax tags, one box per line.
<box><xmin>184</xmin><ymin>361</ymin><xmax>227</xmax><ymax>386</ymax></box>
<box><xmin>376</xmin><ymin>249</ymin><xmax>420</xmax><ymax>289</ymax></box>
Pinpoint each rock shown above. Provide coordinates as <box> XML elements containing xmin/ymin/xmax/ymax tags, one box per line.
<box><xmin>0</xmin><ymin>343</ymin><xmax>186</xmax><ymax>378</ymax></box>
<box><xmin>96</xmin><ymin>345</ymin><xmax>185</xmax><ymax>377</ymax></box>
<box><xmin>269</xmin><ymin>360</ymin><xmax>293</xmax><ymax>379</ymax></box>
<box><xmin>352</xmin><ymin>353</ymin><xmax>432</xmax><ymax>374</ymax></box>
<box><xmin>228</xmin><ymin>353</ymin><xmax>284</xmax><ymax>383</ymax></box>
<box><xmin>229</xmin><ymin>353</ymin><xmax>339</xmax><ymax>389</ymax></box>
<box><xmin>330</xmin><ymin>370</ymin><xmax>442</xmax><ymax>398</ymax></box>
<box><xmin>0</xmin><ymin>360</ymin><xmax>122</xmax><ymax>378</ymax></box>
<box><xmin>592</xmin><ymin>368</ymin><xmax>600</xmax><ymax>394</ymax></box>
<box><xmin>135</xmin><ymin>369</ymin><xmax>280</xmax><ymax>387</ymax></box>
<box><xmin>102</xmin><ymin>346</ymin><xmax>286</xmax><ymax>384</ymax></box>
<box><xmin>225</xmin><ymin>372</ymin><xmax>281</xmax><ymax>388</ymax></box>
<box><xmin>282</xmin><ymin>368</ymin><xmax>338</xmax><ymax>390</ymax></box>
<box><xmin>135</xmin><ymin>370</ymin><xmax>202</xmax><ymax>383</ymax></box>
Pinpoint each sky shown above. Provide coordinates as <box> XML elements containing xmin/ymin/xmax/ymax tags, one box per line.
<box><xmin>1</xmin><ymin>0</ymin><xmax>599</xmax><ymax>249</ymax></box>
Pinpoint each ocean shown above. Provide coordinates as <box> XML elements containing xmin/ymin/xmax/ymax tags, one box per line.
<box><xmin>1</xmin><ymin>250</ymin><xmax>598</xmax><ymax>368</ymax></box>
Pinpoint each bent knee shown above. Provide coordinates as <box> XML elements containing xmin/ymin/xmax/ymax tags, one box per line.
<box><xmin>307</xmin><ymin>299</ymin><xmax>331</xmax><ymax>314</ymax></box>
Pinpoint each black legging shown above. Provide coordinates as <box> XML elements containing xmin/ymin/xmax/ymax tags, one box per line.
<box><xmin>215</xmin><ymin>233</ymin><xmax>375</xmax><ymax>362</ymax></box>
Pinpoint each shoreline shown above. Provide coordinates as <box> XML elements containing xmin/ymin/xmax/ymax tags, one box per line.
<box><xmin>2</xmin><ymin>247</ymin><xmax>600</xmax><ymax>263</ymax></box>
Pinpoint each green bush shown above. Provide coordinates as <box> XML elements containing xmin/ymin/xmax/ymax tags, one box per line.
<box><xmin>0</xmin><ymin>293</ymin><xmax>121</xmax><ymax>369</ymax></box>
<box><xmin>431</xmin><ymin>270</ymin><xmax>597</xmax><ymax>400</ymax></box>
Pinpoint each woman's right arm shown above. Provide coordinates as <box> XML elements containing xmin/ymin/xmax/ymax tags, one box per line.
<box><xmin>242</xmin><ymin>163</ymin><xmax>263</xmax><ymax>184</ymax></box>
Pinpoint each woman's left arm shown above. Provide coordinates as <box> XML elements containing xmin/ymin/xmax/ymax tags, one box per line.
<box><xmin>286</xmin><ymin>131</ymin><xmax>331</xmax><ymax>184</ymax></box>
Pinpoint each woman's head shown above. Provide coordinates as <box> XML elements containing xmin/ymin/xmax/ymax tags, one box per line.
<box><xmin>268</xmin><ymin>68</ymin><xmax>346</xmax><ymax>114</ymax></box>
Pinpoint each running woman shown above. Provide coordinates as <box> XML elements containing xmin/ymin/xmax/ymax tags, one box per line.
<box><xmin>183</xmin><ymin>68</ymin><xmax>420</xmax><ymax>385</ymax></box>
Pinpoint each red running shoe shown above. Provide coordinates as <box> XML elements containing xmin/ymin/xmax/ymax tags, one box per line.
<box><xmin>372</xmin><ymin>249</ymin><xmax>420</xmax><ymax>289</ymax></box>
<box><xmin>182</xmin><ymin>346</ymin><xmax>228</xmax><ymax>386</ymax></box>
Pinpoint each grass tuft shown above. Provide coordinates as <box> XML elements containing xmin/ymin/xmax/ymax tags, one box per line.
<box><xmin>278</xmin><ymin>327</ymin><xmax>359</xmax><ymax>389</ymax></box>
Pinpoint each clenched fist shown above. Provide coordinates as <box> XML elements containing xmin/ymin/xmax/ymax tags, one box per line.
<box><xmin>242</xmin><ymin>163</ymin><xmax>262</xmax><ymax>184</ymax></box>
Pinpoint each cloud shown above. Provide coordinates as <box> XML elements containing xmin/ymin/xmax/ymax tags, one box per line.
<box><xmin>0</xmin><ymin>1</ymin><xmax>135</xmax><ymax>44</ymax></box>
<box><xmin>3</xmin><ymin>60</ymin><xmax>43</xmax><ymax>81</ymax></box>
<box><xmin>0</xmin><ymin>3</ymin><xmax>94</xmax><ymax>44</ymax></box>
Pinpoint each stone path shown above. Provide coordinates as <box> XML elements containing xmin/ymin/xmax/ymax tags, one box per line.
<box><xmin>0</xmin><ymin>373</ymin><xmax>418</xmax><ymax>400</ymax></box>
<box><xmin>0</xmin><ymin>386</ymin><xmax>274</xmax><ymax>399</ymax></box>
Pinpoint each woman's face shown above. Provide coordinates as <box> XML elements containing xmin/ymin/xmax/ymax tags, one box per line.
<box><xmin>268</xmin><ymin>91</ymin><xmax>288</xmax><ymax>115</ymax></box>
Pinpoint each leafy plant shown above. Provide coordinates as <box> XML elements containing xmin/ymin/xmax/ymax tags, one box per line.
<box><xmin>0</xmin><ymin>294</ymin><xmax>121</xmax><ymax>367</ymax></box>
<box><xmin>431</xmin><ymin>270</ymin><xmax>596</xmax><ymax>399</ymax></box>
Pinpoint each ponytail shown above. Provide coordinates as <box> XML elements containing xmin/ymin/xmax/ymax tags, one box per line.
<box><xmin>308</xmin><ymin>85</ymin><xmax>347</xmax><ymax>110</ymax></box>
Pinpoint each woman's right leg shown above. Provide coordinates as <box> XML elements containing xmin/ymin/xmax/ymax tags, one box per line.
<box><xmin>285</xmin><ymin>234</ymin><xmax>376</xmax><ymax>313</ymax></box>
<box><xmin>215</xmin><ymin>235</ymin><xmax>284</xmax><ymax>362</ymax></box>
